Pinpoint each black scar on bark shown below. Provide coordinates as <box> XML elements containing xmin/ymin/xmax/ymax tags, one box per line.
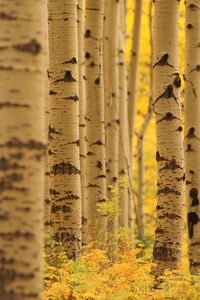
<box><xmin>156</xmin><ymin>151</ymin><xmax>167</xmax><ymax>162</ymax></box>
<box><xmin>63</xmin><ymin>95</ymin><xmax>79</xmax><ymax>101</ymax></box>
<box><xmin>154</xmin><ymin>85</ymin><xmax>179</xmax><ymax>107</ymax></box>
<box><xmin>189</xmin><ymin>188</ymin><xmax>199</xmax><ymax>206</ymax></box>
<box><xmin>186</xmin><ymin>144</ymin><xmax>194</xmax><ymax>152</ymax></box>
<box><xmin>112</xmin><ymin>177</ymin><xmax>118</xmax><ymax>182</ymax></box>
<box><xmin>188</xmin><ymin>3</ymin><xmax>199</xmax><ymax>9</ymax></box>
<box><xmin>176</xmin><ymin>126</ymin><xmax>183</xmax><ymax>132</ymax></box>
<box><xmin>49</xmin><ymin>90</ymin><xmax>57</xmax><ymax>95</ymax></box>
<box><xmin>62</xmin><ymin>57</ymin><xmax>77</xmax><ymax>64</ymax></box>
<box><xmin>87</xmin><ymin>184</ymin><xmax>99</xmax><ymax>188</ymax></box>
<box><xmin>97</xmin><ymin>199</ymin><xmax>106</xmax><ymax>203</ymax></box>
<box><xmin>68</xmin><ymin>139</ymin><xmax>80</xmax><ymax>146</ymax></box>
<box><xmin>157</xmin><ymin>112</ymin><xmax>181</xmax><ymax>123</ymax></box>
<box><xmin>160</xmin><ymin>159</ymin><xmax>183</xmax><ymax>171</ymax></box>
<box><xmin>156</xmin><ymin>205</ymin><xmax>164</xmax><ymax>210</ymax></box>
<box><xmin>96</xmin><ymin>174</ymin><xmax>106</xmax><ymax>178</ymax></box>
<box><xmin>48</xmin><ymin>149</ymin><xmax>54</xmax><ymax>156</ymax></box>
<box><xmin>185</xmin><ymin>127</ymin><xmax>200</xmax><ymax>140</ymax></box>
<box><xmin>188</xmin><ymin>212</ymin><xmax>199</xmax><ymax>238</ymax></box>
<box><xmin>0</xmin><ymin>137</ymin><xmax>46</xmax><ymax>150</ymax></box>
<box><xmin>173</xmin><ymin>73</ymin><xmax>181</xmax><ymax>88</ymax></box>
<box><xmin>189</xmin><ymin>79</ymin><xmax>197</xmax><ymax>98</ymax></box>
<box><xmin>90</xmin><ymin>61</ymin><xmax>95</xmax><ymax>67</ymax></box>
<box><xmin>155</xmin><ymin>228</ymin><xmax>165</xmax><ymax>234</ymax></box>
<box><xmin>158</xmin><ymin>213</ymin><xmax>181</xmax><ymax>219</ymax></box>
<box><xmin>85</xmin><ymin>29</ymin><xmax>92</xmax><ymax>38</ymax></box>
<box><xmin>96</xmin><ymin>160</ymin><xmax>102</xmax><ymax>169</ymax></box>
<box><xmin>176</xmin><ymin>173</ymin><xmax>185</xmax><ymax>181</ymax></box>
<box><xmin>13</xmin><ymin>39</ymin><xmax>41</xmax><ymax>55</ymax></box>
<box><xmin>95</xmin><ymin>77</ymin><xmax>100</xmax><ymax>85</ymax></box>
<box><xmin>0</xmin><ymin>102</ymin><xmax>30</xmax><ymax>109</ymax></box>
<box><xmin>63</xmin><ymin>71</ymin><xmax>76</xmax><ymax>82</ymax></box>
<box><xmin>58</xmin><ymin>194</ymin><xmax>80</xmax><ymax>200</ymax></box>
<box><xmin>189</xmin><ymin>64</ymin><xmax>200</xmax><ymax>73</ymax></box>
<box><xmin>91</xmin><ymin>140</ymin><xmax>104</xmax><ymax>146</ymax></box>
<box><xmin>0</xmin><ymin>12</ymin><xmax>17</xmax><ymax>20</ymax></box>
<box><xmin>157</xmin><ymin>186</ymin><xmax>181</xmax><ymax>195</ymax></box>
<box><xmin>85</xmin><ymin>52</ymin><xmax>91</xmax><ymax>59</ymax></box>
<box><xmin>190</xmin><ymin>260</ymin><xmax>200</xmax><ymax>268</ymax></box>
<box><xmin>49</xmin><ymin>189</ymin><xmax>60</xmax><ymax>195</ymax></box>
<box><xmin>53</xmin><ymin>71</ymin><xmax>76</xmax><ymax>83</ymax></box>
<box><xmin>87</xmin><ymin>151</ymin><xmax>95</xmax><ymax>156</ymax></box>
<box><xmin>49</xmin><ymin>125</ymin><xmax>61</xmax><ymax>135</ymax></box>
<box><xmin>0</xmin><ymin>157</ymin><xmax>25</xmax><ymax>171</ymax></box>
<box><xmin>153</xmin><ymin>53</ymin><xmax>173</xmax><ymax>68</ymax></box>
<box><xmin>52</xmin><ymin>162</ymin><xmax>80</xmax><ymax>175</ymax></box>
<box><xmin>153</xmin><ymin>245</ymin><xmax>178</xmax><ymax>262</ymax></box>
<box><xmin>187</xmin><ymin>23</ymin><xmax>194</xmax><ymax>29</ymax></box>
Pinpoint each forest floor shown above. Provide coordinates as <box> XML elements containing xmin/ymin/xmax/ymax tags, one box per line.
<box><xmin>44</xmin><ymin>234</ymin><xmax>200</xmax><ymax>300</ymax></box>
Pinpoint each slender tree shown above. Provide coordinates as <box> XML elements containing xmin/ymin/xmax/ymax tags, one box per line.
<box><xmin>152</xmin><ymin>0</ymin><xmax>184</xmax><ymax>273</ymax></box>
<box><xmin>85</xmin><ymin>0</ymin><xmax>107</xmax><ymax>248</ymax></box>
<box><xmin>45</xmin><ymin>15</ymin><xmax>51</xmax><ymax>231</ymax></box>
<box><xmin>48</xmin><ymin>0</ymin><xmax>82</xmax><ymax>258</ymax></box>
<box><xmin>118</xmin><ymin>0</ymin><xmax>129</xmax><ymax>230</ymax></box>
<box><xmin>184</xmin><ymin>0</ymin><xmax>200</xmax><ymax>274</ymax></box>
<box><xmin>104</xmin><ymin>0</ymin><xmax>120</xmax><ymax>249</ymax></box>
<box><xmin>0</xmin><ymin>1</ymin><xmax>47</xmax><ymax>298</ymax></box>
<box><xmin>128</xmin><ymin>0</ymin><xmax>143</xmax><ymax>154</ymax></box>
<box><xmin>137</xmin><ymin>0</ymin><xmax>153</xmax><ymax>239</ymax></box>
<box><xmin>78</xmin><ymin>0</ymin><xmax>87</xmax><ymax>246</ymax></box>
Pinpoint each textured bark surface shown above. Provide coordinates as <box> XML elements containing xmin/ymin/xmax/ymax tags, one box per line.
<box><xmin>48</xmin><ymin>0</ymin><xmax>82</xmax><ymax>258</ymax></box>
<box><xmin>184</xmin><ymin>0</ymin><xmax>200</xmax><ymax>274</ymax></box>
<box><xmin>137</xmin><ymin>1</ymin><xmax>153</xmax><ymax>240</ymax></box>
<box><xmin>118</xmin><ymin>1</ymin><xmax>129</xmax><ymax>230</ymax></box>
<box><xmin>104</xmin><ymin>0</ymin><xmax>120</xmax><ymax>249</ymax></box>
<box><xmin>0</xmin><ymin>0</ymin><xmax>47</xmax><ymax>299</ymax></box>
<box><xmin>85</xmin><ymin>0</ymin><xmax>107</xmax><ymax>248</ymax></box>
<box><xmin>45</xmin><ymin>11</ymin><xmax>51</xmax><ymax>232</ymax></box>
<box><xmin>137</xmin><ymin>104</ymin><xmax>152</xmax><ymax>239</ymax></box>
<box><xmin>128</xmin><ymin>0</ymin><xmax>143</xmax><ymax>154</ymax></box>
<box><xmin>152</xmin><ymin>0</ymin><xmax>184</xmax><ymax>273</ymax></box>
<box><xmin>78</xmin><ymin>0</ymin><xmax>87</xmax><ymax>246</ymax></box>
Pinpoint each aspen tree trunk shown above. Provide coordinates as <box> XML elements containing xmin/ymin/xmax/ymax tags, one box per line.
<box><xmin>48</xmin><ymin>0</ymin><xmax>82</xmax><ymax>258</ymax></box>
<box><xmin>104</xmin><ymin>0</ymin><xmax>120</xmax><ymax>250</ymax></box>
<box><xmin>78</xmin><ymin>0</ymin><xmax>87</xmax><ymax>246</ymax></box>
<box><xmin>128</xmin><ymin>0</ymin><xmax>143</xmax><ymax>153</ymax></box>
<box><xmin>184</xmin><ymin>0</ymin><xmax>200</xmax><ymax>274</ymax></box>
<box><xmin>152</xmin><ymin>0</ymin><xmax>184</xmax><ymax>273</ymax></box>
<box><xmin>45</xmin><ymin>14</ymin><xmax>51</xmax><ymax>231</ymax></box>
<box><xmin>137</xmin><ymin>103</ymin><xmax>152</xmax><ymax>238</ymax></box>
<box><xmin>85</xmin><ymin>0</ymin><xmax>107</xmax><ymax>248</ymax></box>
<box><xmin>137</xmin><ymin>1</ymin><xmax>153</xmax><ymax>239</ymax></box>
<box><xmin>0</xmin><ymin>1</ymin><xmax>47</xmax><ymax>299</ymax></box>
<box><xmin>118</xmin><ymin>0</ymin><xmax>129</xmax><ymax>230</ymax></box>
<box><xmin>44</xmin><ymin>105</ymin><xmax>51</xmax><ymax>231</ymax></box>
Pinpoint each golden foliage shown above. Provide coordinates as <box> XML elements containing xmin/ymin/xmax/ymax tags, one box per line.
<box><xmin>44</xmin><ymin>238</ymin><xmax>200</xmax><ymax>300</ymax></box>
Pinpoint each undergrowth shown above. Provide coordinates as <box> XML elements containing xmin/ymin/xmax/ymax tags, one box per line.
<box><xmin>44</xmin><ymin>234</ymin><xmax>200</xmax><ymax>300</ymax></box>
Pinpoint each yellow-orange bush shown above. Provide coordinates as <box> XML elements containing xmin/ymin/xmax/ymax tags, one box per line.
<box><xmin>44</xmin><ymin>238</ymin><xmax>200</xmax><ymax>300</ymax></box>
